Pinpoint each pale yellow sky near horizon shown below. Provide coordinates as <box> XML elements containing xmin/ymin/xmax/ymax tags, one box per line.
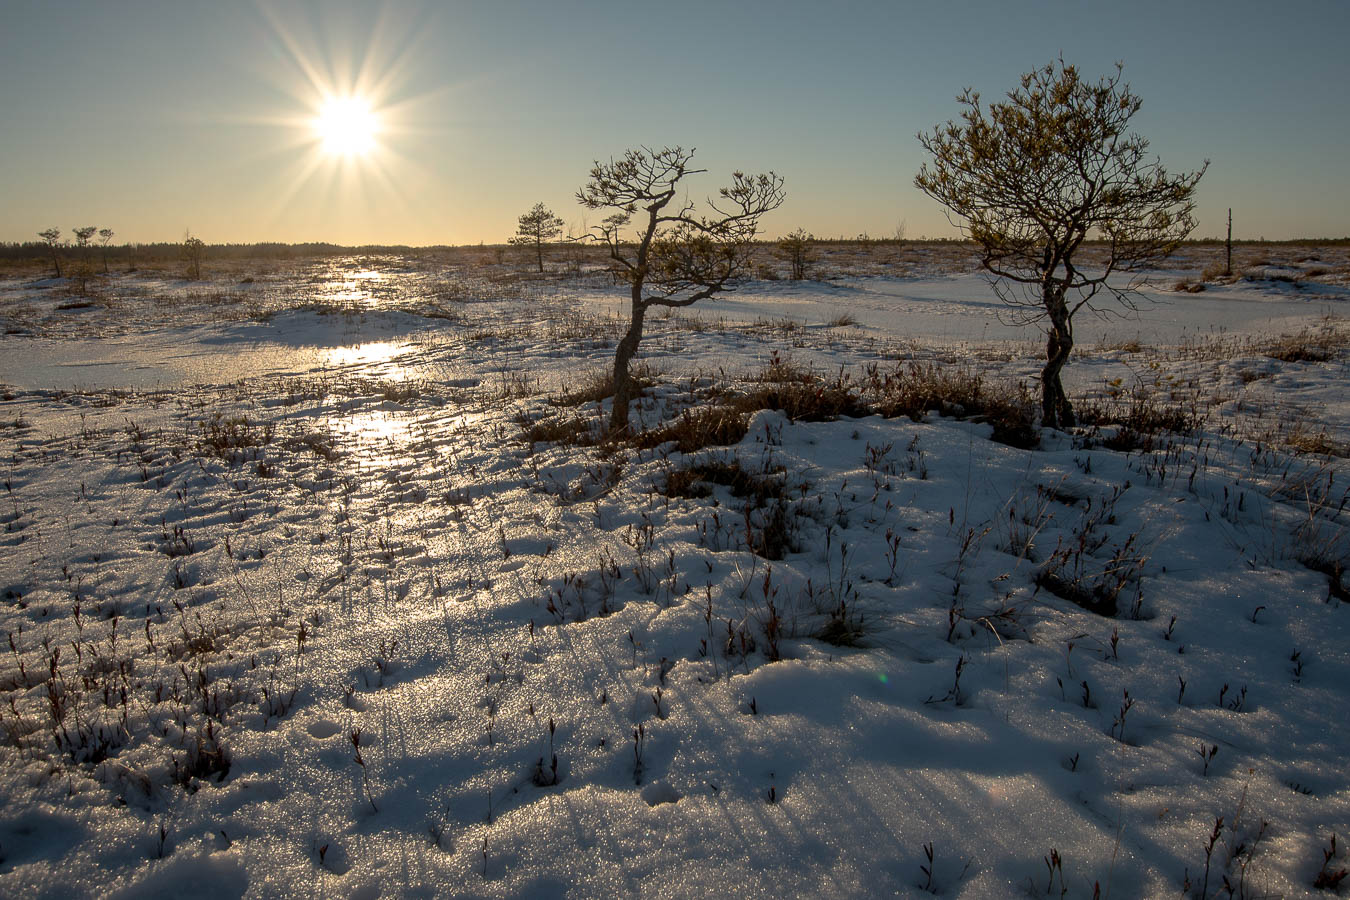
<box><xmin>3</xmin><ymin>1</ymin><xmax>1347</xmax><ymax>246</ymax></box>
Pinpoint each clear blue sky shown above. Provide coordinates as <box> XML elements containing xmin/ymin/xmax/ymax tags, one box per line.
<box><xmin>2</xmin><ymin>0</ymin><xmax>1347</xmax><ymax>245</ymax></box>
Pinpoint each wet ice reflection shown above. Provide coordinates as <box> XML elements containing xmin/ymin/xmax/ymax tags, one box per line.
<box><xmin>332</xmin><ymin>409</ymin><xmax>417</xmax><ymax>469</ymax></box>
<box><xmin>317</xmin><ymin>266</ymin><xmax>390</xmax><ymax>308</ymax></box>
<box><xmin>321</xmin><ymin>340</ymin><xmax>415</xmax><ymax>377</ymax></box>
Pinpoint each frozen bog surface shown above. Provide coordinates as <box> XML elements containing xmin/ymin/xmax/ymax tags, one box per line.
<box><xmin>1</xmin><ymin>254</ymin><xmax>1348</xmax><ymax>897</ymax></box>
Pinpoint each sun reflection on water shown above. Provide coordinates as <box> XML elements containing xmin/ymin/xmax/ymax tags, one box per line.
<box><xmin>308</xmin><ymin>260</ymin><xmax>401</xmax><ymax>308</ymax></box>
<box><xmin>328</xmin><ymin>407</ymin><xmax>429</xmax><ymax>480</ymax></box>
<box><xmin>335</xmin><ymin>409</ymin><xmax>414</xmax><ymax>447</ymax></box>
<box><xmin>326</xmin><ymin>269</ymin><xmax>387</xmax><ymax>307</ymax></box>
<box><xmin>321</xmin><ymin>341</ymin><xmax>414</xmax><ymax>377</ymax></box>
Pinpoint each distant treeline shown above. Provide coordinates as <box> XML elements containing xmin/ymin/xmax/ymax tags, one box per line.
<box><xmin>2</xmin><ymin>235</ymin><xmax>1347</xmax><ymax>264</ymax></box>
<box><xmin>1179</xmin><ymin>237</ymin><xmax>1350</xmax><ymax>246</ymax></box>
<box><xmin>0</xmin><ymin>241</ymin><xmax>452</xmax><ymax>262</ymax></box>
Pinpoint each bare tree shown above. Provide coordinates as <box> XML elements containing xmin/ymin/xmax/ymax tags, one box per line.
<box><xmin>915</xmin><ymin>60</ymin><xmax>1206</xmax><ymax>428</ymax></box>
<box><xmin>98</xmin><ymin>228</ymin><xmax>114</xmax><ymax>274</ymax></box>
<box><xmin>37</xmin><ymin>228</ymin><xmax>62</xmax><ymax>277</ymax></box>
<box><xmin>508</xmin><ymin>203</ymin><xmax>565</xmax><ymax>273</ymax></box>
<box><xmin>577</xmin><ymin>146</ymin><xmax>785</xmax><ymax>430</ymax></box>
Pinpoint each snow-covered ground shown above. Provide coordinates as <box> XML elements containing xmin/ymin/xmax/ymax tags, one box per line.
<box><xmin>2</xmin><ymin>253</ymin><xmax>1349</xmax><ymax>897</ymax></box>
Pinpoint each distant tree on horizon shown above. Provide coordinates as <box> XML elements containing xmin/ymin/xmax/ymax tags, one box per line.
<box><xmin>182</xmin><ymin>231</ymin><xmax>206</xmax><ymax>279</ymax></box>
<box><xmin>777</xmin><ymin>228</ymin><xmax>814</xmax><ymax>280</ymax></box>
<box><xmin>72</xmin><ymin>225</ymin><xmax>98</xmax><ymax>293</ymax></box>
<box><xmin>37</xmin><ymin>227</ymin><xmax>62</xmax><ymax>277</ymax></box>
<box><xmin>509</xmin><ymin>203</ymin><xmax>565</xmax><ymax>273</ymax></box>
<box><xmin>577</xmin><ymin>146</ymin><xmax>785</xmax><ymax>430</ymax></box>
<box><xmin>915</xmin><ymin>59</ymin><xmax>1207</xmax><ymax>428</ymax></box>
<box><xmin>98</xmin><ymin>228</ymin><xmax>115</xmax><ymax>274</ymax></box>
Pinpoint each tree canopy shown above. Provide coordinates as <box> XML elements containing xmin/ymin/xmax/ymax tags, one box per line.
<box><xmin>509</xmin><ymin>203</ymin><xmax>565</xmax><ymax>273</ymax></box>
<box><xmin>915</xmin><ymin>60</ymin><xmax>1206</xmax><ymax>427</ymax></box>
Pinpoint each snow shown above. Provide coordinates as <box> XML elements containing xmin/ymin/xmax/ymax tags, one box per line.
<box><xmin>1</xmin><ymin>252</ymin><xmax>1349</xmax><ymax>897</ymax></box>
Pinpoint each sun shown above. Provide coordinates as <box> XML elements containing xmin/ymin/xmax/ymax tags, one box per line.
<box><xmin>314</xmin><ymin>96</ymin><xmax>379</xmax><ymax>156</ymax></box>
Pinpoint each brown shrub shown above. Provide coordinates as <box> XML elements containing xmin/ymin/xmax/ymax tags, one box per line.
<box><xmin>1077</xmin><ymin>388</ymin><xmax>1204</xmax><ymax>452</ymax></box>
<box><xmin>1172</xmin><ymin>280</ymin><xmax>1206</xmax><ymax>293</ymax></box>
<box><xmin>738</xmin><ymin>380</ymin><xmax>870</xmax><ymax>423</ymax></box>
<box><xmin>634</xmin><ymin>406</ymin><xmax>750</xmax><ymax>453</ymax></box>
<box><xmin>518</xmin><ymin>413</ymin><xmax>599</xmax><ymax>446</ymax></box>
<box><xmin>865</xmin><ymin>362</ymin><xmax>1039</xmax><ymax>448</ymax></box>
<box><xmin>662</xmin><ymin>457</ymin><xmax>787</xmax><ymax>501</ymax></box>
<box><xmin>619</xmin><ymin>359</ymin><xmax>1039</xmax><ymax>454</ymax></box>
<box><xmin>1200</xmin><ymin>260</ymin><xmax>1230</xmax><ymax>281</ymax></box>
<box><xmin>551</xmin><ymin>363</ymin><xmax>657</xmax><ymax>407</ymax></box>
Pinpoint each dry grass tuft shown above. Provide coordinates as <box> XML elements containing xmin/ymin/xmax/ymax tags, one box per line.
<box><xmin>518</xmin><ymin>412</ymin><xmax>601</xmax><ymax>447</ymax></box>
<box><xmin>625</xmin><ymin>359</ymin><xmax>1037</xmax><ymax>453</ymax></box>
<box><xmin>864</xmin><ymin>362</ymin><xmax>1040</xmax><ymax>448</ymax></box>
<box><xmin>550</xmin><ymin>363</ymin><xmax>658</xmax><ymax>407</ymax></box>
<box><xmin>633</xmin><ymin>406</ymin><xmax>750</xmax><ymax>453</ymax></box>
<box><xmin>1263</xmin><ymin>326</ymin><xmax>1347</xmax><ymax>363</ymax></box>
<box><xmin>661</xmin><ymin>456</ymin><xmax>787</xmax><ymax>502</ymax></box>
<box><xmin>1077</xmin><ymin>388</ymin><xmax>1204</xmax><ymax>452</ymax></box>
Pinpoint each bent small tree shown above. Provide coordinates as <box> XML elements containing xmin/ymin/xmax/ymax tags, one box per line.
<box><xmin>72</xmin><ymin>226</ymin><xmax>98</xmax><ymax>293</ymax></box>
<box><xmin>509</xmin><ymin>202</ymin><xmax>565</xmax><ymax>273</ymax></box>
<box><xmin>915</xmin><ymin>60</ymin><xmax>1206</xmax><ymax>428</ymax></box>
<box><xmin>98</xmin><ymin>228</ymin><xmax>115</xmax><ymax>273</ymax></box>
<box><xmin>37</xmin><ymin>228</ymin><xmax>62</xmax><ymax>277</ymax></box>
<box><xmin>577</xmin><ymin>146</ymin><xmax>785</xmax><ymax>431</ymax></box>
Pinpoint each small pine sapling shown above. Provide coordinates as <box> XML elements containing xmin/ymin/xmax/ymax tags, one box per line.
<box><xmin>884</xmin><ymin>527</ymin><xmax>902</xmax><ymax>585</ymax></box>
<box><xmin>632</xmin><ymin>723</ymin><xmax>646</xmax><ymax>785</ymax></box>
<box><xmin>925</xmin><ymin>655</ymin><xmax>967</xmax><ymax>706</ymax></box>
<box><xmin>1109</xmin><ymin>689</ymin><xmax>1134</xmax><ymax>743</ymax></box>
<box><xmin>1197</xmin><ymin>743</ymin><xmax>1218</xmax><ymax>776</ymax></box>
<box><xmin>920</xmin><ymin>841</ymin><xmax>936</xmax><ymax>893</ymax></box>
<box><xmin>1043</xmin><ymin>847</ymin><xmax>1067</xmax><ymax>898</ymax></box>
<box><xmin>1315</xmin><ymin>834</ymin><xmax>1347</xmax><ymax>890</ymax></box>
<box><xmin>651</xmin><ymin>687</ymin><xmax>666</xmax><ymax>720</ymax></box>
<box><xmin>351</xmin><ymin>728</ymin><xmax>377</xmax><ymax>813</ymax></box>
<box><xmin>1201</xmin><ymin>816</ymin><xmax>1224</xmax><ymax>899</ymax></box>
<box><xmin>533</xmin><ymin>717</ymin><xmax>560</xmax><ymax>787</ymax></box>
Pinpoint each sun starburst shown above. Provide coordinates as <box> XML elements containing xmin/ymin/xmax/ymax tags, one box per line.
<box><xmin>314</xmin><ymin>96</ymin><xmax>379</xmax><ymax>157</ymax></box>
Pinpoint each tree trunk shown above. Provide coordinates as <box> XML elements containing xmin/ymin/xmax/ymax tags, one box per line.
<box><xmin>1041</xmin><ymin>287</ymin><xmax>1075</xmax><ymax>429</ymax></box>
<box><xmin>50</xmin><ymin>250</ymin><xmax>62</xmax><ymax>278</ymax></box>
<box><xmin>610</xmin><ymin>301</ymin><xmax>646</xmax><ymax>431</ymax></box>
<box><xmin>1225</xmin><ymin>208</ymin><xmax>1232</xmax><ymax>277</ymax></box>
<box><xmin>536</xmin><ymin>240</ymin><xmax>544</xmax><ymax>274</ymax></box>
